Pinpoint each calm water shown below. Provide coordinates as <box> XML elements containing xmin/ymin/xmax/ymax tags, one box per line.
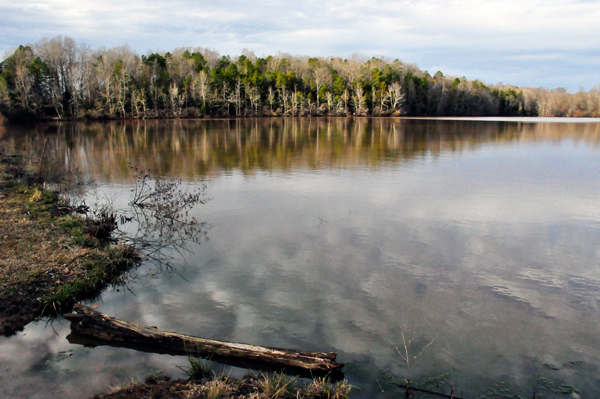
<box><xmin>2</xmin><ymin>117</ymin><xmax>600</xmax><ymax>398</ymax></box>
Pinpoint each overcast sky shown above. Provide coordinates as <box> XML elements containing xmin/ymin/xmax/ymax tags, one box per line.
<box><xmin>1</xmin><ymin>0</ymin><xmax>599</xmax><ymax>91</ymax></box>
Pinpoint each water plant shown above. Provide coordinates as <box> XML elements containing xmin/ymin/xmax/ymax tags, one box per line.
<box><xmin>178</xmin><ymin>355</ymin><xmax>214</xmax><ymax>380</ymax></box>
<box><xmin>392</xmin><ymin>329</ymin><xmax>439</xmax><ymax>397</ymax></box>
<box><xmin>302</xmin><ymin>375</ymin><xmax>353</xmax><ymax>399</ymax></box>
<box><xmin>256</xmin><ymin>372</ymin><xmax>297</xmax><ymax>398</ymax></box>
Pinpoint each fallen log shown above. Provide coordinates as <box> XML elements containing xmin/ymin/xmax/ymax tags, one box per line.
<box><xmin>65</xmin><ymin>304</ymin><xmax>343</xmax><ymax>375</ymax></box>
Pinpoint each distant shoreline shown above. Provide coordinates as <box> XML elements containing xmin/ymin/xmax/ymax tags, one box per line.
<box><xmin>2</xmin><ymin>36</ymin><xmax>598</xmax><ymax>124</ymax></box>
<box><xmin>5</xmin><ymin>114</ymin><xmax>600</xmax><ymax>126</ymax></box>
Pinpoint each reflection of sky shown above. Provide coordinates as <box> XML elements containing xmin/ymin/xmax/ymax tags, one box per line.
<box><xmin>3</xmin><ymin>121</ymin><xmax>600</xmax><ymax>397</ymax></box>
<box><xmin>0</xmin><ymin>321</ymin><xmax>193</xmax><ymax>398</ymax></box>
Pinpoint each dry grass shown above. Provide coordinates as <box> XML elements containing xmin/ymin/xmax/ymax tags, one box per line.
<box><xmin>93</xmin><ymin>373</ymin><xmax>352</xmax><ymax>399</ymax></box>
<box><xmin>0</xmin><ymin>155</ymin><xmax>138</xmax><ymax>335</ymax></box>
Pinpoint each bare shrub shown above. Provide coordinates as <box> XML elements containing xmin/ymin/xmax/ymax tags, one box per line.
<box><xmin>124</xmin><ymin>164</ymin><xmax>211</xmax><ymax>265</ymax></box>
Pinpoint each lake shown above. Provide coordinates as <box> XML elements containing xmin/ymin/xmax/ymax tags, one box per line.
<box><xmin>1</xmin><ymin>117</ymin><xmax>600</xmax><ymax>398</ymax></box>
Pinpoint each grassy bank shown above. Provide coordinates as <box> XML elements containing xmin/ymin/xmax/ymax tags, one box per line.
<box><xmin>0</xmin><ymin>153</ymin><xmax>138</xmax><ymax>335</ymax></box>
<box><xmin>94</xmin><ymin>373</ymin><xmax>351</xmax><ymax>399</ymax></box>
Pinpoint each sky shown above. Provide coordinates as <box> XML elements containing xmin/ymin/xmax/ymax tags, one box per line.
<box><xmin>1</xmin><ymin>0</ymin><xmax>599</xmax><ymax>91</ymax></box>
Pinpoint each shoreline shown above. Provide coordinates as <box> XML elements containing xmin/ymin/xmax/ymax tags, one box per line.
<box><xmin>0</xmin><ymin>152</ymin><xmax>353</xmax><ymax>398</ymax></box>
<box><xmin>4</xmin><ymin>114</ymin><xmax>600</xmax><ymax>128</ymax></box>
<box><xmin>0</xmin><ymin>154</ymin><xmax>139</xmax><ymax>336</ymax></box>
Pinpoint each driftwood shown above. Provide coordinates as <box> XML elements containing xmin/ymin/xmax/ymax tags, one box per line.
<box><xmin>65</xmin><ymin>305</ymin><xmax>343</xmax><ymax>375</ymax></box>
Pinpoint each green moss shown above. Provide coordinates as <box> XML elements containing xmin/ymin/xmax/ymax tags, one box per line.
<box><xmin>59</xmin><ymin>216</ymin><xmax>85</xmax><ymax>231</ymax></box>
<box><xmin>40</xmin><ymin>249</ymin><xmax>135</xmax><ymax>314</ymax></box>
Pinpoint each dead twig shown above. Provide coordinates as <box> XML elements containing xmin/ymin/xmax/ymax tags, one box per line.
<box><xmin>37</xmin><ymin>136</ymin><xmax>48</xmax><ymax>181</ymax></box>
<box><xmin>392</xmin><ymin>330</ymin><xmax>439</xmax><ymax>398</ymax></box>
<box><xmin>394</xmin><ymin>382</ymin><xmax>467</xmax><ymax>399</ymax></box>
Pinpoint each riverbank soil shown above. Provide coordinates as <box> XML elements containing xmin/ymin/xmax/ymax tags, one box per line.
<box><xmin>0</xmin><ymin>153</ymin><xmax>137</xmax><ymax>336</ymax></box>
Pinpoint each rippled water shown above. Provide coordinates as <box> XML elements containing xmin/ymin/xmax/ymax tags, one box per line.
<box><xmin>2</xmin><ymin>117</ymin><xmax>600</xmax><ymax>398</ymax></box>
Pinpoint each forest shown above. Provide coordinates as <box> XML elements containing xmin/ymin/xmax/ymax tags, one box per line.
<box><xmin>1</xmin><ymin>36</ymin><xmax>599</xmax><ymax>121</ymax></box>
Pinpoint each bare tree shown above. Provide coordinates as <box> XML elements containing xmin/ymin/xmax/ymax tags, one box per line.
<box><xmin>115</xmin><ymin>65</ymin><xmax>130</xmax><ymax>118</ymax></box>
<box><xmin>246</xmin><ymin>86</ymin><xmax>261</xmax><ymax>115</ymax></box>
<box><xmin>131</xmin><ymin>89</ymin><xmax>147</xmax><ymax>119</ymax></box>
<box><xmin>195</xmin><ymin>70</ymin><xmax>210</xmax><ymax>110</ymax></box>
<box><xmin>35</xmin><ymin>36</ymin><xmax>78</xmax><ymax>118</ymax></box>
<box><xmin>279</xmin><ymin>86</ymin><xmax>289</xmax><ymax>116</ymax></box>
<box><xmin>267</xmin><ymin>86</ymin><xmax>276</xmax><ymax>113</ymax></box>
<box><xmin>169</xmin><ymin>83</ymin><xmax>183</xmax><ymax>117</ymax></box>
<box><xmin>337</xmin><ymin>89</ymin><xmax>350</xmax><ymax>115</ymax></box>
<box><xmin>241</xmin><ymin>48</ymin><xmax>257</xmax><ymax>63</ymax></box>
<box><xmin>67</xmin><ymin>43</ymin><xmax>93</xmax><ymax>118</ymax></box>
<box><xmin>354</xmin><ymin>84</ymin><xmax>368</xmax><ymax>115</ymax></box>
<box><xmin>291</xmin><ymin>87</ymin><xmax>300</xmax><ymax>116</ymax></box>
<box><xmin>13</xmin><ymin>58</ymin><xmax>37</xmax><ymax>112</ymax></box>
<box><xmin>325</xmin><ymin>91</ymin><xmax>334</xmax><ymax>115</ymax></box>
<box><xmin>94</xmin><ymin>53</ymin><xmax>117</xmax><ymax>116</ymax></box>
<box><xmin>266</xmin><ymin>55</ymin><xmax>280</xmax><ymax>73</ymax></box>
<box><xmin>220</xmin><ymin>82</ymin><xmax>230</xmax><ymax>115</ymax></box>
<box><xmin>332</xmin><ymin>57</ymin><xmax>363</xmax><ymax>90</ymax></box>
<box><xmin>388</xmin><ymin>82</ymin><xmax>405</xmax><ymax>114</ymax></box>
<box><xmin>312</xmin><ymin>66</ymin><xmax>331</xmax><ymax>111</ymax></box>
<box><xmin>233</xmin><ymin>78</ymin><xmax>242</xmax><ymax>116</ymax></box>
<box><xmin>0</xmin><ymin>77</ymin><xmax>10</xmax><ymax>107</ymax></box>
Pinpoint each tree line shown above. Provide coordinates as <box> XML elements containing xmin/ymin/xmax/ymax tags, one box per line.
<box><xmin>1</xmin><ymin>36</ymin><xmax>599</xmax><ymax>121</ymax></box>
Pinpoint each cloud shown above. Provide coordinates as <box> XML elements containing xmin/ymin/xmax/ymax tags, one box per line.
<box><xmin>1</xmin><ymin>0</ymin><xmax>599</xmax><ymax>89</ymax></box>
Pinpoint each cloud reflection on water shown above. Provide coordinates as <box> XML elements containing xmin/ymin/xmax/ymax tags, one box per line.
<box><xmin>2</xmin><ymin>118</ymin><xmax>600</xmax><ymax>397</ymax></box>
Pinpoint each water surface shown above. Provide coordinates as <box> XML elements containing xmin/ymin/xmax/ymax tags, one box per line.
<box><xmin>2</xmin><ymin>118</ymin><xmax>600</xmax><ymax>398</ymax></box>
